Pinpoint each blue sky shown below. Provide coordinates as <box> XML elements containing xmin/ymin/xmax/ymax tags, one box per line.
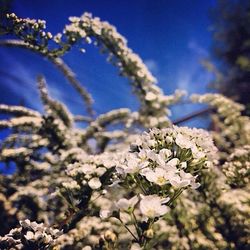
<box><xmin>0</xmin><ymin>0</ymin><xmax>217</xmax><ymax>127</ymax></box>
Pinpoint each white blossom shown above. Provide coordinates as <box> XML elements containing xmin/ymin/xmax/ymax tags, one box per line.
<box><xmin>116</xmin><ymin>196</ymin><xmax>138</xmax><ymax>211</ymax></box>
<box><xmin>139</xmin><ymin>195</ymin><xmax>169</xmax><ymax>219</ymax></box>
<box><xmin>143</xmin><ymin>168</ymin><xmax>170</xmax><ymax>186</ymax></box>
<box><xmin>175</xmin><ymin>133</ymin><xmax>195</xmax><ymax>149</ymax></box>
<box><xmin>100</xmin><ymin>209</ymin><xmax>112</xmax><ymax>219</ymax></box>
<box><xmin>88</xmin><ymin>177</ymin><xmax>102</xmax><ymax>189</ymax></box>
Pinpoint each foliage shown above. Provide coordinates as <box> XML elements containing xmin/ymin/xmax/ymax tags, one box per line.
<box><xmin>206</xmin><ymin>0</ymin><xmax>250</xmax><ymax>111</ymax></box>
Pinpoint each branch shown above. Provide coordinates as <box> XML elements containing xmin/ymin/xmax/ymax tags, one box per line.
<box><xmin>173</xmin><ymin>108</ymin><xmax>212</xmax><ymax>125</ymax></box>
<box><xmin>0</xmin><ymin>39</ymin><xmax>94</xmax><ymax>116</ymax></box>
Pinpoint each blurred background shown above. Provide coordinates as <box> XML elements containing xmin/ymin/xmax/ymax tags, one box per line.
<box><xmin>0</xmin><ymin>0</ymin><xmax>249</xmax><ymax>128</ymax></box>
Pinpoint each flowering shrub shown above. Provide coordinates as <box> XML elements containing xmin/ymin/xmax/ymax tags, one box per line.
<box><xmin>0</xmin><ymin>12</ymin><xmax>249</xmax><ymax>250</ymax></box>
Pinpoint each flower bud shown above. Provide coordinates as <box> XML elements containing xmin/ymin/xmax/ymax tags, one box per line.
<box><xmin>144</xmin><ymin>228</ymin><xmax>154</xmax><ymax>238</ymax></box>
<box><xmin>104</xmin><ymin>230</ymin><xmax>117</xmax><ymax>242</ymax></box>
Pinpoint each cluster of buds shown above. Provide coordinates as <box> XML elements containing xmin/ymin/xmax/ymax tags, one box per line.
<box><xmin>5</xmin><ymin>13</ymin><xmax>53</xmax><ymax>53</ymax></box>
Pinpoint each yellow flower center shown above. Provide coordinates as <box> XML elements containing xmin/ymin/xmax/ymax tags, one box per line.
<box><xmin>157</xmin><ymin>176</ymin><xmax>166</xmax><ymax>185</ymax></box>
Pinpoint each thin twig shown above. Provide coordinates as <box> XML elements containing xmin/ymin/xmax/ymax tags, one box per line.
<box><xmin>173</xmin><ymin>107</ymin><xmax>212</xmax><ymax>125</ymax></box>
<box><xmin>117</xmin><ymin>218</ymin><xmax>139</xmax><ymax>242</ymax></box>
<box><xmin>0</xmin><ymin>39</ymin><xmax>94</xmax><ymax>116</ymax></box>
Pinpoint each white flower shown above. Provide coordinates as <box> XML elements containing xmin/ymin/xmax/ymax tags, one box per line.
<box><xmin>116</xmin><ymin>195</ymin><xmax>138</xmax><ymax>211</ymax></box>
<box><xmin>205</xmin><ymin>161</ymin><xmax>213</xmax><ymax>168</ymax></box>
<box><xmin>190</xmin><ymin>180</ymin><xmax>200</xmax><ymax>189</ymax></box>
<box><xmin>169</xmin><ymin>175</ymin><xmax>190</xmax><ymax>188</ymax></box>
<box><xmin>88</xmin><ymin>177</ymin><xmax>102</xmax><ymax>189</ymax></box>
<box><xmin>43</xmin><ymin>234</ymin><xmax>53</xmax><ymax>244</ymax></box>
<box><xmin>34</xmin><ymin>231</ymin><xmax>43</xmax><ymax>241</ymax></box>
<box><xmin>154</xmin><ymin>154</ymin><xmax>166</xmax><ymax>166</ymax></box>
<box><xmin>100</xmin><ymin>209</ymin><xmax>112</xmax><ymax>219</ymax></box>
<box><xmin>143</xmin><ymin>149</ymin><xmax>158</xmax><ymax>162</ymax></box>
<box><xmin>179</xmin><ymin>171</ymin><xmax>200</xmax><ymax>189</ymax></box>
<box><xmin>118</xmin><ymin>153</ymin><xmax>149</xmax><ymax>174</ymax></box>
<box><xmin>191</xmin><ymin>146</ymin><xmax>206</xmax><ymax>159</ymax></box>
<box><xmin>147</xmin><ymin>139</ymin><xmax>157</xmax><ymax>148</ymax></box>
<box><xmin>30</xmin><ymin>221</ymin><xmax>43</xmax><ymax>232</ymax></box>
<box><xmin>126</xmin><ymin>154</ymin><xmax>142</xmax><ymax>173</ymax></box>
<box><xmin>137</xmin><ymin>149</ymin><xmax>148</xmax><ymax>161</ymax></box>
<box><xmin>20</xmin><ymin>219</ymin><xmax>31</xmax><ymax>228</ymax></box>
<box><xmin>165</xmin><ymin>158</ymin><xmax>179</xmax><ymax>167</ymax></box>
<box><xmin>130</xmin><ymin>243</ymin><xmax>142</xmax><ymax>250</ymax></box>
<box><xmin>95</xmin><ymin>167</ymin><xmax>106</xmax><ymax>176</ymax></box>
<box><xmin>169</xmin><ymin>170</ymin><xmax>198</xmax><ymax>189</ymax></box>
<box><xmin>175</xmin><ymin>133</ymin><xmax>195</xmax><ymax>149</ymax></box>
<box><xmin>62</xmin><ymin>180</ymin><xmax>80</xmax><ymax>190</ymax></box>
<box><xmin>149</xmin><ymin>117</ymin><xmax>159</xmax><ymax>127</ymax></box>
<box><xmin>100</xmin><ymin>153</ymin><xmax>119</xmax><ymax>168</ymax></box>
<box><xmin>25</xmin><ymin>231</ymin><xmax>35</xmax><ymax>241</ymax></box>
<box><xmin>82</xmin><ymin>246</ymin><xmax>92</xmax><ymax>250</ymax></box>
<box><xmin>143</xmin><ymin>168</ymin><xmax>169</xmax><ymax>186</ymax></box>
<box><xmin>139</xmin><ymin>195</ymin><xmax>169</xmax><ymax>218</ymax></box>
<box><xmin>179</xmin><ymin>170</ymin><xmax>194</xmax><ymax>180</ymax></box>
<box><xmin>81</xmin><ymin>164</ymin><xmax>97</xmax><ymax>174</ymax></box>
<box><xmin>159</xmin><ymin>149</ymin><xmax>172</xmax><ymax>161</ymax></box>
<box><xmin>145</xmin><ymin>92</ymin><xmax>157</xmax><ymax>101</ymax></box>
<box><xmin>162</xmin><ymin>158</ymin><xmax>179</xmax><ymax>173</ymax></box>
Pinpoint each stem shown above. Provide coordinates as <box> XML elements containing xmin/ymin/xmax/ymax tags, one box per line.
<box><xmin>134</xmin><ymin>174</ymin><xmax>147</xmax><ymax>195</ymax></box>
<box><xmin>90</xmin><ymin>193</ymin><xmax>103</xmax><ymax>203</ymax></box>
<box><xmin>167</xmin><ymin>188</ymin><xmax>184</xmax><ymax>206</ymax></box>
<box><xmin>131</xmin><ymin>211</ymin><xmax>141</xmax><ymax>238</ymax></box>
<box><xmin>143</xmin><ymin>240</ymin><xmax>149</xmax><ymax>249</ymax></box>
<box><xmin>117</xmin><ymin>218</ymin><xmax>139</xmax><ymax>242</ymax></box>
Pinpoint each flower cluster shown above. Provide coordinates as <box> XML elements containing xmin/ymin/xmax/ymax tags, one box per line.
<box><xmin>223</xmin><ymin>145</ymin><xmax>250</xmax><ymax>188</ymax></box>
<box><xmin>191</xmin><ymin>93</ymin><xmax>245</xmax><ymax>122</ymax></box>
<box><xmin>64</xmin><ymin>152</ymin><xmax>118</xmax><ymax>191</ymax></box>
<box><xmin>191</xmin><ymin>93</ymin><xmax>250</xmax><ymax>151</ymax></box>
<box><xmin>117</xmin><ymin>126</ymin><xmax>217</xmax><ymax>194</ymax></box>
<box><xmin>0</xmin><ymin>219</ymin><xmax>62</xmax><ymax>249</ymax></box>
<box><xmin>95</xmin><ymin>126</ymin><xmax>217</xmax><ymax>247</ymax></box>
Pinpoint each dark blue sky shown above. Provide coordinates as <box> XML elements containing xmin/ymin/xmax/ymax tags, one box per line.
<box><xmin>0</xmin><ymin>0</ymin><xmax>217</xmax><ymax>126</ymax></box>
